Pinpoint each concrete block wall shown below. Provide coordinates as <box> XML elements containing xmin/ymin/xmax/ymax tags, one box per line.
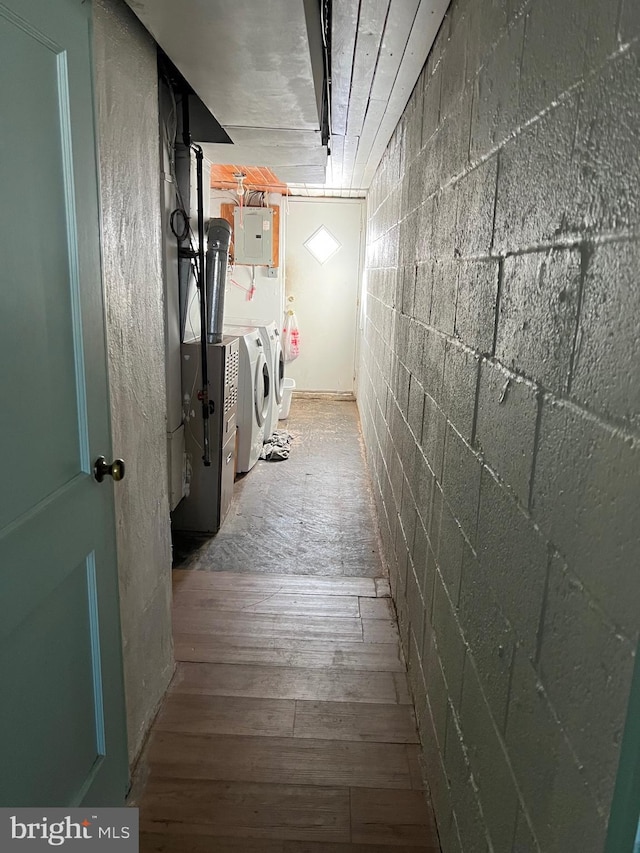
<box><xmin>357</xmin><ymin>0</ymin><xmax>640</xmax><ymax>850</ymax></box>
<box><xmin>94</xmin><ymin>0</ymin><xmax>174</xmax><ymax>764</ymax></box>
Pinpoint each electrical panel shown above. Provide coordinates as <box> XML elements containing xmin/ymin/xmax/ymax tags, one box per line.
<box><xmin>233</xmin><ymin>207</ymin><xmax>274</xmax><ymax>265</ymax></box>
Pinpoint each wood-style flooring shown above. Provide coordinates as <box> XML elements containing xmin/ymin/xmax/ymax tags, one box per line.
<box><xmin>134</xmin><ymin>570</ymin><xmax>439</xmax><ymax>851</ymax></box>
<box><xmin>132</xmin><ymin>402</ymin><xmax>440</xmax><ymax>851</ymax></box>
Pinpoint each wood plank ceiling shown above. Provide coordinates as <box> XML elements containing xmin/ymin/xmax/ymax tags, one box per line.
<box><xmin>287</xmin><ymin>0</ymin><xmax>449</xmax><ymax>196</ymax></box>
<box><xmin>210</xmin><ymin>164</ymin><xmax>289</xmax><ymax>195</ymax></box>
<box><xmin>321</xmin><ymin>0</ymin><xmax>450</xmax><ymax>194</ymax></box>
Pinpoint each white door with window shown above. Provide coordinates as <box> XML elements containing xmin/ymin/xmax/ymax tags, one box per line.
<box><xmin>284</xmin><ymin>198</ymin><xmax>365</xmax><ymax>393</ymax></box>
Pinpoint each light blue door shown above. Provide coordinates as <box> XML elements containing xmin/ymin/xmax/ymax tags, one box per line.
<box><xmin>0</xmin><ymin>0</ymin><xmax>129</xmax><ymax>805</ymax></box>
<box><xmin>606</xmin><ymin>643</ymin><xmax>640</xmax><ymax>853</ymax></box>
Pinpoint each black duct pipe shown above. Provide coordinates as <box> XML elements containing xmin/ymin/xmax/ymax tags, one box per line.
<box><xmin>193</xmin><ymin>143</ymin><xmax>211</xmax><ymax>466</ymax></box>
<box><xmin>181</xmin><ymin>95</ymin><xmax>212</xmax><ymax>466</ymax></box>
<box><xmin>205</xmin><ymin>218</ymin><xmax>232</xmax><ymax>345</ymax></box>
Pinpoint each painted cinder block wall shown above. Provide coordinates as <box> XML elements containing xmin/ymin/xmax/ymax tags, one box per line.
<box><xmin>93</xmin><ymin>0</ymin><xmax>174</xmax><ymax>763</ymax></box>
<box><xmin>358</xmin><ymin>0</ymin><xmax>640</xmax><ymax>850</ymax></box>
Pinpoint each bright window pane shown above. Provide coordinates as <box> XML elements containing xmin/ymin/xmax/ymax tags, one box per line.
<box><xmin>304</xmin><ymin>225</ymin><xmax>341</xmax><ymax>265</ymax></box>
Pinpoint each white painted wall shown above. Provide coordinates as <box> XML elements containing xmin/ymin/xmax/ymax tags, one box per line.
<box><xmin>284</xmin><ymin>198</ymin><xmax>365</xmax><ymax>393</ymax></box>
<box><xmin>210</xmin><ymin>190</ymin><xmax>285</xmax><ymax>329</ymax></box>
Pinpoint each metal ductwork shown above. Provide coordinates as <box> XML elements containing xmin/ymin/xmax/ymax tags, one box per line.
<box><xmin>205</xmin><ymin>217</ymin><xmax>232</xmax><ymax>344</ymax></box>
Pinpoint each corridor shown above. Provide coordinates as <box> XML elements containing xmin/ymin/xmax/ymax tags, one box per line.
<box><xmin>133</xmin><ymin>400</ymin><xmax>439</xmax><ymax>851</ymax></box>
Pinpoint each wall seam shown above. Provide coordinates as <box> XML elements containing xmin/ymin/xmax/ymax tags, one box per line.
<box><xmin>491</xmin><ymin>258</ymin><xmax>504</xmax><ymax>357</ymax></box>
<box><xmin>533</xmin><ymin>548</ymin><xmax>554</xmax><ymax>666</ymax></box>
<box><xmin>527</xmin><ymin>387</ymin><xmax>545</xmax><ymax>514</ymax></box>
<box><xmin>566</xmin><ymin>242</ymin><xmax>591</xmax><ymax>395</ymax></box>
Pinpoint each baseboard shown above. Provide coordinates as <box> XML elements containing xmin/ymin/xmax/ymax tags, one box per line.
<box><xmin>293</xmin><ymin>390</ymin><xmax>356</xmax><ymax>402</ymax></box>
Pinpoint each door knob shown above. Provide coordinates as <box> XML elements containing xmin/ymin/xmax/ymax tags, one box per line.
<box><xmin>94</xmin><ymin>456</ymin><xmax>126</xmax><ymax>483</ymax></box>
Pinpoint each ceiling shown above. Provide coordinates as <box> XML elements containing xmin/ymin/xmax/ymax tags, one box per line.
<box><xmin>210</xmin><ymin>164</ymin><xmax>290</xmax><ymax>195</ymax></box>
<box><xmin>126</xmin><ymin>0</ymin><xmax>449</xmax><ymax>196</ymax></box>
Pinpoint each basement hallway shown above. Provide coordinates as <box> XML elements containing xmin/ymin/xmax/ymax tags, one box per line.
<box><xmin>131</xmin><ymin>399</ymin><xmax>440</xmax><ymax>852</ymax></box>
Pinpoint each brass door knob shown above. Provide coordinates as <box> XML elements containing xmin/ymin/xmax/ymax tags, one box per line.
<box><xmin>94</xmin><ymin>456</ymin><xmax>126</xmax><ymax>483</ymax></box>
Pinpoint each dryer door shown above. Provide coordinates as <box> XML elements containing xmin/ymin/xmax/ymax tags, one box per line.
<box><xmin>274</xmin><ymin>338</ymin><xmax>285</xmax><ymax>405</ymax></box>
<box><xmin>254</xmin><ymin>352</ymin><xmax>270</xmax><ymax>427</ymax></box>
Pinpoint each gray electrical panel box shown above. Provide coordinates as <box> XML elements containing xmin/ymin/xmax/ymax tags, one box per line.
<box><xmin>233</xmin><ymin>207</ymin><xmax>274</xmax><ymax>265</ymax></box>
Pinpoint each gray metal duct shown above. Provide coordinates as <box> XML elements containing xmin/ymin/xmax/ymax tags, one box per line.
<box><xmin>205</xmin><ymin>217</ymin><xmax>232</xmax><ymax>344</ymax></box>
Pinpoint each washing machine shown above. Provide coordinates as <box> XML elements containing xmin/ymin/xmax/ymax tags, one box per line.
<box><xmin>227</xmin><ymin>320</ymin><xmax>285</xmax><ymax>439</ymax></box>
<box><xmin>224</xmin><ymin>326</ymin><xmax>270</xmax><ymax>472</ymax></box>
<box><xmin>257</xmin><ymin>322</ymin><xmax>284</xmax><ymax>438</ymax></box>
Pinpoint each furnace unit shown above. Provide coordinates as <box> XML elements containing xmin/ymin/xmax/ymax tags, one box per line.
<box><xmin>172</xmin><ymin>336</ymin><xmax>239</xmax><ymax>533</ymax></box>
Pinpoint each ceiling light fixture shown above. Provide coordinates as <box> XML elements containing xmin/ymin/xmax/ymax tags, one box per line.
<box><xmin>233</xmin><ymin>172</ymin><xmax>246</xmax><ymax>197</ymax></box>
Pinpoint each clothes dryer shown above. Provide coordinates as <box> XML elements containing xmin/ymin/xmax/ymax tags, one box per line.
<box><xmin>224</xmin><ymin>326</ymin><xmax>270</xmax><ymax>472</ymax></box>
<box><xmin>227</xmin><ymin>320</ymin><xmax>285</xmax><ymax>439</ymax></box>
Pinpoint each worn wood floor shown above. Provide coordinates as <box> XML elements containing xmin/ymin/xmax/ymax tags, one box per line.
<box><xmin>133</xmin><ymin>401</ymin><xmax>440</xmax><ymax>852</ymax></box>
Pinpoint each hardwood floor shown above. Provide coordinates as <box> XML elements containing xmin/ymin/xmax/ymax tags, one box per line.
<box><xmin>133</xmin><ymin>570</ymin><xmax>439</xmax><ymax>851</ymax></box>
<box><xmin>132</xmin><ymin>403</ymin><xmax>439</xmax><ymax>851</ymax></box>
